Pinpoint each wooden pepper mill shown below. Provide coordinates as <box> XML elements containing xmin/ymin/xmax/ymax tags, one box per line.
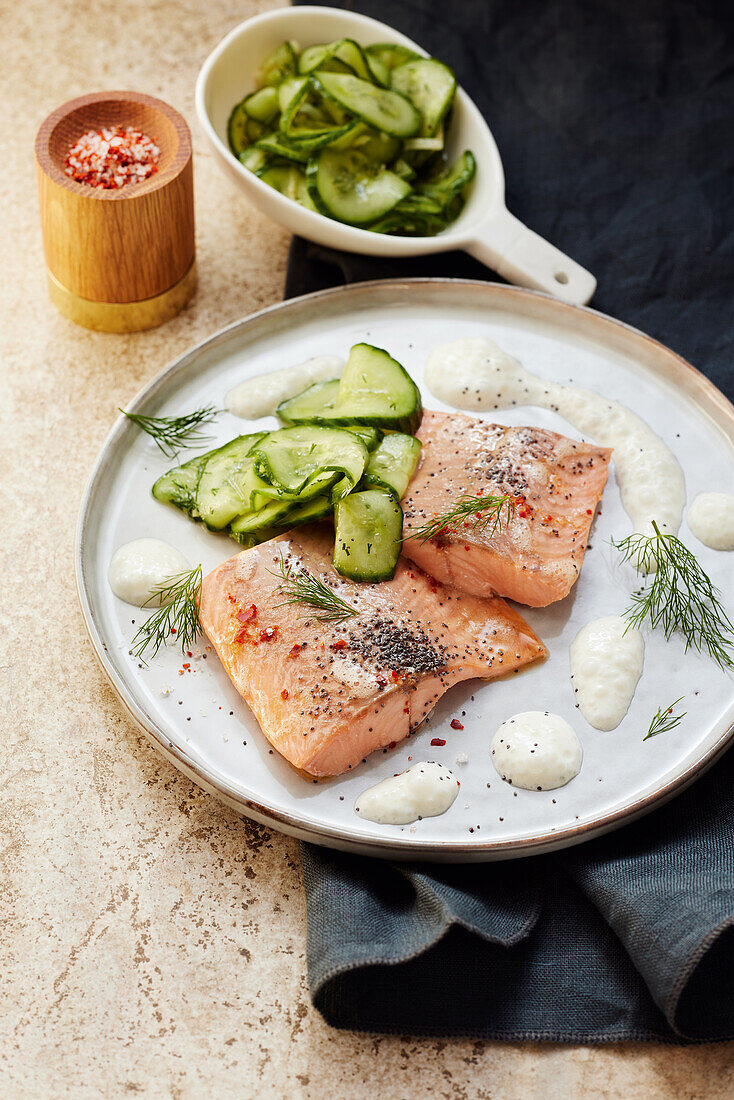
<box><xmin>35</xmin><ymin>91</ymin><xmax>196</xmax><ymax>333</ymax></box>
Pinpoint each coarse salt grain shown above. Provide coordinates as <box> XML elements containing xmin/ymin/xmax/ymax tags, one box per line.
<box><xmin>65</xmin><ymin>126</ymin><xmax>160</xmax><ymax>189</ymax></box>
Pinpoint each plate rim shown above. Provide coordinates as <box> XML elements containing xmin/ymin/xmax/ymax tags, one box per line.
<box><xmin>75</xmin><ymin>277</ymin><xmax>734</xmax><ymax>862</ymax></box>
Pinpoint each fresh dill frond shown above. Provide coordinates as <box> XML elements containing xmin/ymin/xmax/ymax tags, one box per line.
<box><xmin>612</xmin><ymin>521</ymin><xmax>734</xmax><ymax>671</ymax></box>
<box><xmin>644</xmin><ymin>697</ymin><xmax>686</xmax><ymax>740</ymax></box>
<box><xmin>121</xmin><ymin>404</ymin><xmax>220</xmax><ymax>458</ymax></box>
<box><xmin>131</xmin><ymin>565</ymin><xmax>203</xmax><ymax>662</ymax></box>
<box><xmin>410</xmin><ymin>492</ymin><xmax>519</xmax><ymax>544</ymax></box>
<box><xmin>269</xmin><ymin>552</ymin><xmax>358</xmax><ymax>623</ymax></box>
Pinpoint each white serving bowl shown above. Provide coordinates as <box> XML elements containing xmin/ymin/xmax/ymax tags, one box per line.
<box><xmin>196</xmin><ymin>6</ymin><xmax>596</xmax><ymax>304</ymax></box>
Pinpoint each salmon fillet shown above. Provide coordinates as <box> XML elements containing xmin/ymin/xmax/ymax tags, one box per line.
<box><xmin>198</xmin><ymin>526</ymin><xmax>546</xmax><ymax>776</ymax></box>
<box><xmin>402</xmin><ymin>411</ymin><xmax>612</xmax><ymax>607</ymax></box>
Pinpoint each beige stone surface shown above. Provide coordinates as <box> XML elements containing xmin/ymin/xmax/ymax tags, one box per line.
<box><xmin>1</xmin><ymin>0</ymin><xmax>732</xmax><ymax>1096</ymax></box>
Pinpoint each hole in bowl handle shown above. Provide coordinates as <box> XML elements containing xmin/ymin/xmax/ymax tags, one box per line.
<box><xmin>465</xmin><ymin>209</ymin><xmax>597</xmax><ymax>305</ymax></box>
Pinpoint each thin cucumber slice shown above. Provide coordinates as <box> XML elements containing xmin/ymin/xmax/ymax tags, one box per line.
<box><xmin>350</xmin><ymin>129</ymin><xmax>402</xmax><ymax>163</ymax></box>
<box><xmin>278</xmin><ymin>76</ymin><xmax>310</xmax><ymax>119</ymax></box>
<box><xmin>230</xmin><ymin>499</ymin><xmax>296</xmax><ymax>534</ymax></box>
<box><xmin>227</xmin><ymin>99</ymin><xmax>250</xmax><ymax>155</ymax></box>
<box><xmin>337</xmin><ymin>343</ymin><xmax>423</xmax><ymax>435</ymax></box>
<box><xmin>195</xmin><ymin>434</ymin><xmax>266</xmax><ymax>530</ymax></box>
<box><xmin>285</xmin><ymin>123</ymin><xmax>355</xmax><ymax>151</ymax></box>
<box><xmin>390</xmin><ymin>58</ymin><xmax>456</xmax><ymax>136</ymax></box>
<box><xmin>255</xmin><ymin>132</ymin><xmax>309</xmax><ymax>163</ymax></box>
<box><xmin>257</xmin><ymin>40</ymin><xmax>297</xmax><ymax>88</ymax></box>
<box><xmin>404</xmin><ymin>124</ymin><xmax>444</xmax><ymax>152</ymax></box>
<box><xmin>278</xmin><ymin>379</ymin><xmax>341</xmax><ymax>424</ymax></box>
<box><xmin>333</xmin><ymin>489</ymin><xmax>403</xmax><ymax>582</ymax></box>
<box><xmin>365</xmin><ymin>53</ymin><xmax>390</xmax><ymax>87</ymax></box>
<box><xmin>365</xmin><ymin>43</ymin><xmax>422</xmax><ymax>71</ymax></box>
<box><xmin>417</xmin><ymin>150</ymin><xmax>476</xmax><ymax>206</ymax></box>
<box><xmin>257</xmin><ymin>165</ymin><xmax>305</xmax><ymax>201</ymax></box>
<box><xmin>345</xmin><ymin>425</ymin><xmax>383</xmax><ymax>451</ymax></box>
<box><xmin>239</xmin><ymin>147</ymin><xmax>269</xmax><ymax>173</ymax></box>
<box><xmin>283</xmin><ymin>495</ymin><xmax>333</xmax><ymax>525</ymax></box>
<box><xmin>300</xmin><ymin>39</ymin><xmax>371</xmax><ymax>82</ymax></box>
<box><xmin>245</xmin><ymin>118</ymin><xmax>267</xmax><ymax>143</ymax></box>
<box><xmin>278</xmin><ymin>346</ymin><xmax>422</xmax><ymax>434</ymax></box>
<box><xmin>308</xmin><ymin>148</ymin><xmax>411</xmax><ymax>224</ymax></box>
<box><xmin>152</xmin><ymin>451</ymin><xmax>212</xmax><ymax>517</ymax></box>
<box><xmin>392</xmin><ymin>157</ymin><xmax>416</xmax><ymax>180</ymax></box>
<box><xmin>315</xmin><ymin>71</ymin><xmax>421</xmax><ymax>138</ymax></box>
<box><xmin>243</xmin><ymin>86</ymin><xmax>279</xmax><ymax>124</ymax></box>
<box><xmin>363</xmin><ymin>433</ymin><xmax>422</xmax><ymax>498</ymax></box>
<box><xmin>251</xmin><ymin>426</ymin><xmax>368</xmax><ymax>495</ymax></box>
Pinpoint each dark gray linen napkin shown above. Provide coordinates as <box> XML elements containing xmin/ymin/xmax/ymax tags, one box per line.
<box><xmin>286</xmin><ymin>0</ymin><xmax>734</xmax><ymax>1040</ymax></box>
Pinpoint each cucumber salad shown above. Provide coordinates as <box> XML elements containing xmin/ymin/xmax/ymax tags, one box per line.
<box><xmin>153</xmin><ymin>344</ymin><xmax>423</xmax><ymax>582</ymax></box>
<box><xmin>228</xmin><ymin>38</ymin><xmax>476</xmax><ymax>235</ymax></box>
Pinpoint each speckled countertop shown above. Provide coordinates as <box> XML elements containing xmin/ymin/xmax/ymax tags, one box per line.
<box><xmin>2</xmin><ymin>1</ymin><xmax>733</xmax><ymax>1096</ymax></box>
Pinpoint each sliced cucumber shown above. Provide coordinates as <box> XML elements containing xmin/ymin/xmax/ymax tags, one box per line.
<box><xmin>195</xmin><ymin>434</ymin><xmax>265</xmax><ymax>530</ymax></box>
<box><xmin>365</xmin><ymin>43</ymin><xmax>422</xmax><ymax>72</ymax></box>
<box><xmin>363</xmin><ymin>433</ymin><xmax>422</xmax><ymax>498</ymax></box>
<box><xmin>230</xmin><ymin>498</ymin><xmax>296</xmax><ymax>535</ymax></box>
<box><xmin>333</xmin><ymin>489</ymin><xmax>403</xmax><ymax>582</ymax></box>
<box><xmin>284</xmin><ymin>495</ymin><xmax>333</xmax><ymax>525</ymax></box>
<box><xmin>337</xmin><ymin>343</ymin><xmax>423</xmax><ymax>434</ymax></box>
<box><xmin>245</xmin><ymin>118</ymin><xmax>267</xmax><ymax>144</ymax></box>
<box><xmin>300</xmin><ymin>39</ymin><xmax>371</xmax><ymax>82</ymax></box>
<box><xmin>346</xmin><ymin>425</ymin><xmax>383</xmax><ymax>451</ymax></box>
<box><xmin>255</xmin><ymin>132</ymin><xmax>309</xmax><ymax>163</ymax></box>
<box><xmin>278</xmin><ymin>379</ymin><xmax>341</xmax><ymax>424</ymax></box>
<box><xmin>275</xmin><ymin>76</ymin><xmax>310</xmax><ymax>122</ymax></box>
<box><xmin>365</xmin><ymin>53</ymin><xmax>390</xmax><ymax>87</ymax></box>
<box><xmin>251</xmin><ymin>426</ymin><xmax>368</xmax><ymax>495</ymax></box>
<box><xmin>390</xmin><ymin>59</ymin><xmax>456</xmax><ymax>137</ymax></box>
<box><xmin>278</xmin><ymin>345</ymin><xmax>422</xmax><ymax>434</ymax></box>
<box><xmin>315</xmin><ymin>71</ymin><xmax>421</xmax><ymax>138</ymax></box>
<box><xmin>257</xmin><ymin>40</ymin><xmax>297</xmax><ymax>88</ymax></box>
<box><xmin>404</xmin><ymin>124</ymin><xmax>445</xmax><ymax>152</ymax></box>
<box><xmin>227</xmin><ymin>99</ymin><xmax>250</xmax><ymax>155</ymax></box>
<box><xmin>238</xmin><ymin>146</ymin><xmax>269</xmax><ymax>173</ymax></box>
<box><xmin>244</xmin><ymin>86</ymin><xmax>279</xmax><ymax>124</ymax></box>
<box><xmin>285</xmin><ymin>123</ymin><xmax>355</xmax><ymax>151</ymax></box>
<box><xmin>350</xmin><ymin>128</ymin><xmax>402</xmax><ymax>163</ymax></box>
<box><xmin>257</xmin><ymin>165</ymin><xmax>305</xmax><ymax>201</ymax></box>
<box><xmin>308</xmin><ymin>147</ymin><xmax>410</xmax><ymax>224</ymax></box>
<box><xmin>418</xmin><ymin>150</ymin><xmax>476</xmax><ymax>206</ymax></box>
<box><xmin>152</xmin><ymin>451</ymin><xmax>211</xmax><ymax>517</ymax></box>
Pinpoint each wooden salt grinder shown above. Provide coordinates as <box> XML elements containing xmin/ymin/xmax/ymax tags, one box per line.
<box><xmin>35</xmin><ymin>91</ymin><xmax>196</xmax><ymax>333</ymax></box>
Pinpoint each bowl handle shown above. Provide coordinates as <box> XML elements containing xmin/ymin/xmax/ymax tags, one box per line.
<box><xmin>465</xmin><ymin>208</ymin><xmax>596</xmax><ymax>305</ymax></box>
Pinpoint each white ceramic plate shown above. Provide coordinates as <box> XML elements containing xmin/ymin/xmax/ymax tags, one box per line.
<box><xmin>77</xmin><ymin>280</ymin><xmax>734</xmax><ymax>861</ymax></box>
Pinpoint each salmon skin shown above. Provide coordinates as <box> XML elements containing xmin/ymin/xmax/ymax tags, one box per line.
<box><xmin>402</xmin><ymin>411</ymin><xmax>612</xmax><ymax>607</ymax></box>
<box><xmin>198</xmin><ymin>526</ymin><xmax>546</xmax><ymax>777</ymax></box>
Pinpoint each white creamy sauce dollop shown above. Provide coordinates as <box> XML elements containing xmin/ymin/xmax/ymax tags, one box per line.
<box><xmin>569</xmin><ymin>616</ymin><xmax>644</xmax><ymax>731</ymax></box>
<box><xmin>687</xmin><ymin>492</ymin><xmax>734</xmax><ymax>551</ymax></box>
<box><xmin>490</xmin><ymin>711</ymin><xmax>582</xmax><ymax>791</ymax></box>
<box><xmin>355</xmin><ymin>761</ymin><xmax>459</xmax><ymax>825</ymax></box>
<box><xmin>108</xmin><ymin>539</ymin><xmax>189</xmax><ymax>607</ymax></box>
<box><xmin>425</xmin><ymin>337</ymin><xmax>686</xmax><ymax>536</ymax></box>
<box><xmin>226</xmin><ymin>354</ymin><xmax>345</xmax><ymax>419</ymax></box>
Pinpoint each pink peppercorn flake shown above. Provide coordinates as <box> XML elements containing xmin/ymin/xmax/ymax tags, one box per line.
<box><xmin>65</xmin><ymin>127</ymin><xmax>160</xmax><ymax>190</ymax></box>
<box><xmin>450</xmin><ymin>719</ymin><xmax>464</xmax><ymax>730</ymax></box>
<box><xmin>430</xmin><ymin>737</ymin><xmax>446</xmax><ymax>747</ymax></box>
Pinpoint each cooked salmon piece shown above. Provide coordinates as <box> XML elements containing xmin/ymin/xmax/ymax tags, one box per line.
<box><xmin>402</xmin><ymin>411</ymin><xmax>612</xmax><ymax>607</ymax></box>
<box><xmin>198</xmin><ymin>526</ymin><xmax>545</xmax><ymax>777</ymax></box>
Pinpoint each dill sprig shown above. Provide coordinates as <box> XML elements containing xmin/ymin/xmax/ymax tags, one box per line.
<box><xmin>612</xmin><ymin>521</ymin><xmax>734</xmax><ymax>671</ymax></box>
<box><xmin>131</xmin><ymin>565</ymin><xmax>203</xmax><ymax>662</ymax></box>
<box><xmin>644</xmin><ymin>697</ymin><xmax>686</xmax><ymax>740</ymax></box>
<box><xmin>410</xmin><ymin>492</ymin><xmax>519</xmax><ymax>544</ymax></box>
<box><xmin>269</xmin><ymin>552</ymin><xmax>358</xmax><ymax>623</ymax></box>
<box><xmin>121</xmin><ymin>405</ymin><xmax>220</xmax><ymax>458</ymax></box>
